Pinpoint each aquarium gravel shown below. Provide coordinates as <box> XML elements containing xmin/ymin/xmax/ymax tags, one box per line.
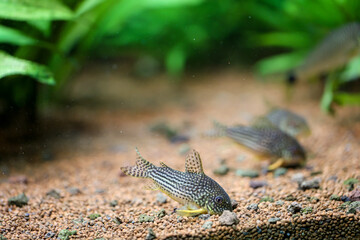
<box><xmin>0</xmin><ymin>72</ymin><xmax>359</xmax><ymax>239</ymax></box>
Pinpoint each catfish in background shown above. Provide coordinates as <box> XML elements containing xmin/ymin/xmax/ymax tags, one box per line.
<box><xmin>213</xmin><ymin>121</ymin><xmax>307</xmax><ymax>170</ymax></box>
<box><xmin>288</xmin><ymin>22</ymin><xmax>360</xmax><ymax>85</ymax></box>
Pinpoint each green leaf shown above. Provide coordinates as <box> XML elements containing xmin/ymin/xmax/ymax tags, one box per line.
<box><xmin>0</xmin><ymin>51</ymin><xmax>55</xmax><ymax>85</ymax></box>
<box><xmin>28</xmin><ymin>20</ymin><xmax>51</xmax><ymax>36</ymax></box>
<box><xmin>0</xmin><ymin>0</ymin><xmax>73</xmax><ymax>21</ymax></box>
<box><xmin>165</xmin><ymin>45</ymin><xmax>186</xmax><ymax>77</ymax></box>
<box><xmin>0</xmin><ymin>24</ymin><xmax>38</xmax><ymax>45</ymax></box>
<box><xmin>257</xmin><ymin>32</ymin><xmax>313</xmax><ymax>49</ymax></box>
<box><xmin>341</xmin><ymin>55</ymin><xmax>360</xmax><ymax>82</ymax></box>
<box><xmin>320</xmin><ymin>77</ymin><xmax>336</xmax><ymax>113</ymax></box>
<box><xmin>143</xmin><ymin>0</ymin><xmax>204</xmax><ymax>8</ymax></box>
<box><xmin>334</xmin><ymin>92</ymin><xmax>360</xmax><ymax>105</ymax></box>
<box><xmin>255</xmin><ymin>51</ymin><xmax>306</xmax><ymax>76</ymax></box>
<box><xmin>76</xmin><ymin>0</ymin><xmax>106</xmax><ymax>16</ymax></box>
<box><xmin>246</xmin><ymin>2</ymin><xmax>296</xmax><ymax>30</ymax></box>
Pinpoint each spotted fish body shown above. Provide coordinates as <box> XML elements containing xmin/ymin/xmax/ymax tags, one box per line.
<box><xmin>265</xmin><ymin>109</ymin><xmax>310</xmax><ymax>138</ymax></box>
<box><xmin>214</xmin><ymin>121</ymin><xmax>306</xmax><ymax>169</ymax></box>
<box><xmin>121</xmin><ymin>149</ymin><xmax>232</xmax><ymax>216</ymax></box>
<box><xmin>289</xmin><ymin>22</ymin><xmax>360</xmax><ymax>83</ymax></box>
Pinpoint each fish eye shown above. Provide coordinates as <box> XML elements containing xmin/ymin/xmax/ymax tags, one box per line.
<box><xmin>215</xmin><ymin>196</ymin><xmax>223</xmax><ymax>204</ymax></box>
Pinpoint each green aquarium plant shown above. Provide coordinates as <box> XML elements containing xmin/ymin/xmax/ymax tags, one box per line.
<box><xmin>0</xmin><ymin>0</ymin><xmax>213</xmax><ymax>122</ymax></box>
<box><xmin>248</xmin><ymin>0</ymin><xmax>360</xmax><ymax>113</ymax></box>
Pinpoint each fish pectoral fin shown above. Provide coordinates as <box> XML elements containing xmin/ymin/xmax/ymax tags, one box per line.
<box><xmin>268</xmin><ymin>158</ymin><xmax>285</xmax><ymax>171</ymax></box>
<box><xmin>143</xmin><ymin>181</ymin><xmax>159</xmax><ymax>191</ymax></box>
<box><xmin>253</xmin><ymin>153</ymin><xmax>268</xmax><ymax>162</ymax></box>
<box><xmin>176</xmin><ymin>208</ymin><xmax>208</xmax><ymax>217</ymax></box>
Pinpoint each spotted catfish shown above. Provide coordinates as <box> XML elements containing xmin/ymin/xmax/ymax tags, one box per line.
<box><xmin>121</xmin><ymin>148</ymin><xmax>232</xmax><ymax>217</ymax></box>
<box><xmin>214</xmin><ymin>121</ymin><xmax>306</xmax><ymax>170</ymax></box>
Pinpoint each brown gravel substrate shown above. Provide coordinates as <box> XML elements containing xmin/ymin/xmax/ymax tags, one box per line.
<box><xmin>1</xmin><ymin>68</ymin><xmax>360</xmax><ymax>239</ymax></box>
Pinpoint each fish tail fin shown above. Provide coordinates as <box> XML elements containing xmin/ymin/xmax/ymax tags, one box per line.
<box><xmin>120</xmin><ymin>148</ymin><xmax>155</xmax><ymax>178</ymax></box>
<box><xmin>211</xmin><ymin>120</ymin><xmax>228</xmax><ymax>137</ymax></box>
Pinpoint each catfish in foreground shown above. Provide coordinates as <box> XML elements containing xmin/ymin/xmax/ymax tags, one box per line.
<box><xmin>121</xmin><ymin>148</ymin><xmax>232</xmax><ymax>217</ymax></box>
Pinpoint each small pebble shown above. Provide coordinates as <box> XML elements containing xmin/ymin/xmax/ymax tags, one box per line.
<box><xmin>287</xmin><ymin>202</ymin><xmax>302</xmax><ymax>214</ymax></box>
<box><xmin>307</xmin><ymin>196</ymin><xmax>319</xmax><ymax>203</ymax></box>
<box><xmin>247</xmin><ymin>203</ymin><xmax>259</xmax><ymax>211</ymax></box>
<box><xmin>44</xmin><ymin>232</ymin><xmax>55</xmax><ymax>238</ymax></box>
<box><xmin>155</xmin><ymin>209</ymin><xmax>166</xmax><ymax>218</ymax></box>
<box><xmin>149</xmin><ymin>121</ymin><xmax>177</xmax><ymax>140</ymax></box>
<box><xmin>328</xmin><ymin>175</ymin><xmax>338</xmax><ymax>182</ymax></box>
<box><xmin>72</xmin><ymin>218</ymin><xmax>84</xmax><ymax>225</ymax></box>
<box><xmin>291</xmin><ymin>173</ymin><xmax>305</xmax><ymax>183</ymax></box>
<box><xmin>95</xmin><ymin>188</ymin><xmax>106</xmax><ymax>194</ymax></box>
<box><xmin>109</xmin><ymin>200</ymin><xmax>118</xmax><ymax>207</ymax></box>
<box><xmin>273</xmin><ymin>168</ymin><xmax>287</xmax><ymax>177</ymax></box>
<box><xmin>66</xmin><ymin>187</ymin><xmax>81</xmax><ymax>195</ymax></box>
<box><xmin>347</xmin><ymin>201</ymin><xmax>360</xmax><ymax>214</ymax></box>
<box><xmin>139</xmin><ymin>214</ymin><xmax>154</xmax><ymax>223</ymax></box>
<box><xmin>8</xmin><ymin>193</ymin><xmax>29</xmax><ymax>207</ymax></box>
<box><xmin>259</xmin><ymin>196</ymin><xmax>274</xmax><ymax>203</ymax></box>
<box><xmin>310</xmin><ymin>170</ymin><xmax>322</xmax><ymax>176</ymax></box>
<box><xmin>58</xmin><ymin>229</ymin><xmax>76</xmax><ymax>240</ymax></box>
<box><xmin>113</xmin><ymin>217</ymin><xmax>122</xmax><ymax>225</ymax></box>
<box><xmin>219</xmin><ymin>210</ymin><xmax>239</xmax><ymax>226</ymax></box>
<box><xmin>341</xmin><ymin>195</ymin><xmax>351</xmax><ymax>202</ymax></box>
<box><xmin>268</xmin><ymin>217</ymin><xmax>280</xmax><ymax>224</ymax></box>
<box><xmin>343</xmin><ymin>178</ymin><xmax>359</xmax><ymax>191</ymax></box>
<box><xmin>198</xmin><ymin>214</ymin><xmax>210</xmax><ymax>220</ymax></box>
<box><xmin>349</xmin><ymin>188</ymin><xmax>360</xmax><ymax>202</ymax></box>
<box><xmin>213</xmin><ymin>164</ymin><xmax>229</xmax><ymax>176</ymax></box>
<box><xmin>235</xmin><ymin>169</ymin><xmax>259</xmax><ymax>178</ymax></box>
<box><xmin>275</xmin><ymin>200</ymin><xmax>284</xmax><ymax>206</ymax></box>
<box><xmin>202</xmin><ymin>221</ymin><xmax>213</xmax><ymax>229</ymax></box>
<box><xmin>46</xmin><ymin>189</ymin><xmax>61</xmax><ymax>199</ymax></box>
<box><xmin>156</xmin><ymin>193</ymin><xmax>167</xmax><ymax>204</ymax></box>
<box><xmin>249</xmin><ymin>180</ymin><xmax>268</xmax><ymax>189</ymax></box>
<box><xmin>298</xmin><ymin>178</ymin><xmax>320</xmax><ymax>190</ymax></box>
<box><xmin>330</xmin><ymin>194</ymin><xmax>341</xmax><ymax>201</ymax></box>
<box><xmin>231</xmin><ymin>199</ymin><xmax>238</xmax><ymax>210</ymax></box>
<box><xmin>88</xmin><ymin>213</ymin><xmax>101</xmax><ymax>220</ymax></box>
<box><xmin>284</xmin><ymin>194</ymin><xmax>297</xmax><ymax>201</ymax></box>
<box><xmin>301</xmin><ymin>206</ymin><xmax>313</xmax><ymax>214</ymax></box>
<box><xmin>146</xmin><ymin>228</ymin><xmax>156</xmax><ymax>240</ymax></box>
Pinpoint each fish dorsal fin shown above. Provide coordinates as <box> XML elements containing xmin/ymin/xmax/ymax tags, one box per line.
<box><xmin>251</xmin><ymin>116</ymin><xmax>277</xmax><ymax>130</ymax></box>
<box><xmin>185</xmin><ymin>149</ymin><xmax>204</xmax><ymax>174</ymax></box>
<box><xmin>160</xmin><ymin>162</ymin><xmax>169</xmax><ymax>168</ymax></box>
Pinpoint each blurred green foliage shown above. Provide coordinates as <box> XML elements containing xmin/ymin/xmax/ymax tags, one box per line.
<box><xmin>249</xmin><ymin>0</ymin><xmax>360</xmax><ymax>112</ymax></box>
<box><xmin>0</xmin><ymin>0</ymin><xmax>247</xmax><ymax>121</ymax></box>
<box><xmin>0</xmin><ymin>0</ymin><xmax>359</xmax><ymax>120</ymax></box>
